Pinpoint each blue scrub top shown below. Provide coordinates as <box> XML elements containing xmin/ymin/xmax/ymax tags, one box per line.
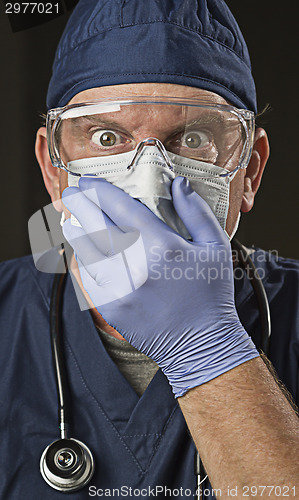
<box><xmin>0</xmin><ymin>249</ymin><xmax>298</xmax><ymax>499</ymax></box>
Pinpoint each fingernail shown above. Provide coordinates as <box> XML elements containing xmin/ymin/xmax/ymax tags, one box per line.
<box><xmin>181</xmin><ymin>176</ymin><xmax>191</xmax><ymax>193</ymax></box>
<box><xmin>79</xmin><ymin>176</ymin><xmax>107</xmax><ymax>188</ymax></box>
<box><xmin>62</xmin><ymin>186</ymin><xmax>75</xmax><ymax>199</ymax></box>
<box><xmin>78</xmin><ymin>176</ymin><xmax>88</xmax><ymax>188</ymax></box>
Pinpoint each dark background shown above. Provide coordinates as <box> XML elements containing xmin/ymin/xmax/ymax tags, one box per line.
<box><xmin>0</xmin><ymin>1</ymin><xmax>298</xmax><ymax>262</ymax></box>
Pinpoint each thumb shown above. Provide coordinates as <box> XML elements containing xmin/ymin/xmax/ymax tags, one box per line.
<box><xmin>172</xmin><ymin>176</ymin><xmax>226</xmax><ymax>244</ymax></box>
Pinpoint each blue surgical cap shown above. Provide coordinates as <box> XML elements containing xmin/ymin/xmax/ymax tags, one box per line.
<box><xmin>47</xmin><ymin>0</ymin><xmax>257</xmax><ymax>113</ymax></box>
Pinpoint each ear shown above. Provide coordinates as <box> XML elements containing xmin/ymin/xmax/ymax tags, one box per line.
<box><xmin>35</xmin><ymin>127</ymin><xmax>63</xmax><ymax>212</ymax></box>
<box><xmin>241</xmin><ymin>127</ymin><xmax>270</xmax><ymax>213</ymax></box>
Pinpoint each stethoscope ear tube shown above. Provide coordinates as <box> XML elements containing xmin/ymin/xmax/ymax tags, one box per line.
<box><xmin>231</xmin><ymin>238</ymin><xmax>271</xmax><ymax>355</ymax></box>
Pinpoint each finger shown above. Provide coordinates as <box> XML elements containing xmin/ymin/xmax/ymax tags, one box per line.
<box><xmin>77</xmin><ymin>253</ymin><xmax>135</xmax><ymax>308</ymax></box>
<box><xmin>62</xmin><ymin>186</ymin><xmax>108</xmax><ymax>232</ymax></box>
<box><xmin>62</xmin><ymin>218</ymin><xmax>107</xmax><ymax>276</ymax></box>
<box><xmin>78</xmin><ymin>177</ymin><xmax>167</xmax><ymax>234</ymax></box>
<box><xmin>62</xmin><ymin>186</ymin><xmax>126</xmax><ymax>255</ymax></box>
<box><xmin>63</xmin><ymin>202</ymin><xmax>142</xmax><ymax>281</ymax></box>
<box><xmin>172</xmin><ymin>176</ymin><xmax>227</xmax><ymax>244</ymax></box>
<box><xmin>76</xmin><ymin>180</ymin><xmax>115</xmax><ymax>228</ymax></box>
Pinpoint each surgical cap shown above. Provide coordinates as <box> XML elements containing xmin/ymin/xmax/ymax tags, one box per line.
<box><xmin>47</xmin><ymin>0</ymin><xmax>257</xmax><ymax>113</ymax></box>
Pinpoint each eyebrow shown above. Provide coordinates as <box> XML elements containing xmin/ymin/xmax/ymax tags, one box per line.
<box><xmin>68</xmin><ymin>116</ymin><xmax>131</xmax><ymax>135</ymax></box>
<box><xmin>66</xmin><ymin>112</ymin><xmax>238</xmax><ymax>136</ymax></box>
<box><xmin>173</xmin><ymin>115</ymin><xmax>224</xmax><ymax>131</ymax></box>
<box><xmin>166</xmin><ymin>114</ymin><xmax>238</xmax><ymax>139</ymax></box>
<box><xmin>75</xmin><ymin>116</ymin><xmax>124</xmax><ymax>127</ymax></box>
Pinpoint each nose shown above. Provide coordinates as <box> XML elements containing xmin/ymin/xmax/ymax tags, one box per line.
<box><xmin>127</xmin><ymin>137</ymin><xmax>173</xmax><ymax>171</ymax></box>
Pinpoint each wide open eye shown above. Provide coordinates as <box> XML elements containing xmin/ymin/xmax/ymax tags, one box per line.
<box><xmin>91</xmin><ymin>130</ymin><xmax>120</xmax><ymax>147</ymax></box>
<box><xmin>166</xmin><ymin>127</ymin><xmax>218</xmax><ymax>163</ymax></box>
<box><xmin>182</xmin><ymin>130</ymin><xmax>210</xmax><ymax>149</ymax></box>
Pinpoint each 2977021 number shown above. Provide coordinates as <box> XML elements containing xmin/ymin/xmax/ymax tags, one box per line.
<box><xmin>242</xmin><ymin>485</ymin><xmax>296</xmax><ymax>496</ymax></box>
<box><xmin>5</xmin><ymin>3</ymin><xmax>60</xmax><ymax>14</ymax></box>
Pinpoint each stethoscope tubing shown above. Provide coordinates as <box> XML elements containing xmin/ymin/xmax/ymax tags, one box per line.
<box><xmin>231</xmin><ymin>238</ymin><xmax>271</xmax><ymax>354</ymax></box>
<box><xmin>50</xmin><ymin>270</ymin><xmax>71</xmax><ymax>440</ymax></box>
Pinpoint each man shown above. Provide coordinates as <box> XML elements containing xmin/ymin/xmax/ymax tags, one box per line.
<box><xmin>0</xmin><ymin>1</ymin><xmax>298</xmax><ymax>499</ymax></box>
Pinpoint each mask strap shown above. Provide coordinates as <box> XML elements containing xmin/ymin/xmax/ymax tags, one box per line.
<box><xmin>60</xmin><ymin>212</ymin><xmax>66</xmax><ymax>227</ymax></box>
<box><xmin>225</xmin><ymin>212</ymin><xmax>241</xmax><ymax>241</ymax></box>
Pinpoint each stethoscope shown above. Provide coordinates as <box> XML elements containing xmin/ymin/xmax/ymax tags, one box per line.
<box><xmin>40</xmin><ymin>238</ymin><xmax>271</xmax><ymax>495</ymax></box>
<box><xmin>40</xmin><ymin>262</ymin><xmax>95</xmax><ymax>492</ymax></box>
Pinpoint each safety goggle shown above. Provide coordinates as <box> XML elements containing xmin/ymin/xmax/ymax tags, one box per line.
<box><xmin>46</xmin><ymin>96</ymin><xmax>255</xmax><ymax>178</ymax></box>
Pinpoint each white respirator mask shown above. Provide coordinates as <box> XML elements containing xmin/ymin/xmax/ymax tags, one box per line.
<box><xmin>65</xmin><ymin>138</ymin><xmax>240</xmax><ymax>240</ymax></box>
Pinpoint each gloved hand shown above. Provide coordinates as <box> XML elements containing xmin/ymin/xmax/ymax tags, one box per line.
<box><xmin>62</xmin><ymin>176</ymin><xmax>259</xmax><ymax>397</ymax></box>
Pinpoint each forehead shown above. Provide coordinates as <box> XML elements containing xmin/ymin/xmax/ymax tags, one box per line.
<box><xmin>68</xmin><ymin>83</ymin><xmax>230</xmax><ymax>106</ymax></box>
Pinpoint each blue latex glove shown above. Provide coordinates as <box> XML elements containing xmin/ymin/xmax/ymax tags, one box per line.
<box><xmin>62</xmin><ymin>176</ymin><xmax>259</xmax><ymax>397</ymax></box>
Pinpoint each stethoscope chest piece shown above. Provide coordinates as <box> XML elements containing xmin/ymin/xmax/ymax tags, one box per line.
<box><xmin>40</xmin><ymin>438</ymin><xmax>95</xmax><ymax>492</ymax></box>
